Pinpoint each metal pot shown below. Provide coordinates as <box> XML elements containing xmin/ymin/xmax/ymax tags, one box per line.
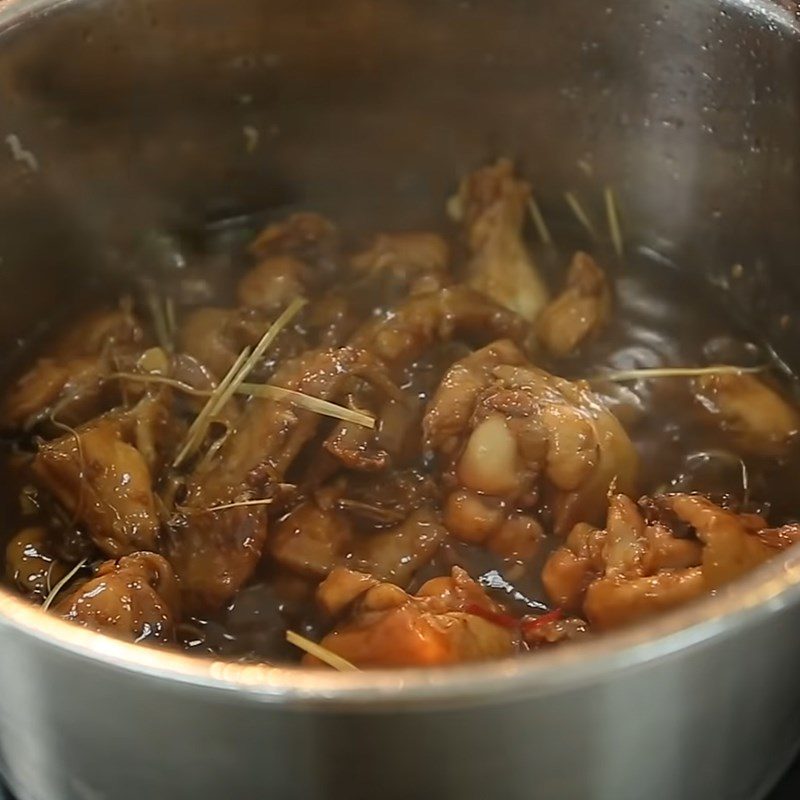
<box><xmin>1</xmin><ymin>1</ymin><xmax>800</xmax><ymax>798</ymax></box>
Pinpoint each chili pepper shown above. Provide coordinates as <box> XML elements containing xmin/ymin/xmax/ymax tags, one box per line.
<box><xmin>464</xmin><ymin>603</ymin><xmax>519</xmax><ymax>629</ymax></box>
<box><xmin>466</xmin><ymin>603</ymin><xmax>564</xmax><ymax>635</ymax></box>
<box><xmin>521</xmin><ymin>608</ymin><xmax>563</xmax><ymax>635</ymax></box>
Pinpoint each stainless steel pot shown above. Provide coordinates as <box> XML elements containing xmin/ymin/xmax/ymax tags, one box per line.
<box><xmin>1</xmin><ymin>1</ymin><xmax>800</xmax><ymax>798</ymax></box>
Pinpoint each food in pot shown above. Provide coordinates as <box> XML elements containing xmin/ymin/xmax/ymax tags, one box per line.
<box><xmin>2</xmin><ymin>159</ymin><xmax>799</xmax><ymax>669</ymax></box>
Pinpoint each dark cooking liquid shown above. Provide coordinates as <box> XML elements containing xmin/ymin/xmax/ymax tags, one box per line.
<box><xmin>174</xmin><ymin>228</ymin><xmax>800</xmax><ymax>662</ymax></box>
<box><xmin>2</xmin><ymin>216</ymin><xmax>799</xmax><ymax>665</ymax></box>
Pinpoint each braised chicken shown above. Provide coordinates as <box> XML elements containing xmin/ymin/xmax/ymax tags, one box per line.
<box><xmin>56</xmin><ymin>552</ymin><xmax>179</xmax><ymax>643</ymax></box>
<box><xmin>693</xmin><ymin>372</ymin><xmax>800</xmax><ymax>457</ymax></box>
<box><xmin>454</xmin><ymin>159</ymin><xmax>549</xmax><ymax>322</ymax></box>
<box><xmin>1</xmin><ymin>160</ymin><xmax>799</xmax><ymax>669</ymax></box>
<box><xmin>543</xmin><ymin>492</ymin><xmax>800</xmax><ymax>629</ymax></box>
<box><xmin>425</xmin><ymin>339</ymin><xmax>637</xmax><ymax>539</ymax></box>
<box><xmin>536</xmin><ymin>252</ymin><xmax>611</xmax><ymax>357</ymax></box>
<box><xmin>308</xmin><ymin>567</ymin><xmax>518</xmax><ymax>667</ymax></box>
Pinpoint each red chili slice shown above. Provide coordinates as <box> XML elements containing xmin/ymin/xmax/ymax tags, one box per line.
<box><xmin>464</xmin><ymin>603</ymin><xmax>519</xmax><ymax>629</ymax></box>
<box><xmin>520</xmin><ymin>608</ymin><xmax>563</xmax><ymax>634</ymax></box>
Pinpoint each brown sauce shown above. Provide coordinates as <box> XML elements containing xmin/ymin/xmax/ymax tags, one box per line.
<box><xmin>2</xmin><ymin>161</ymin><xmax>799</xmax><ymax>668</ymax></box>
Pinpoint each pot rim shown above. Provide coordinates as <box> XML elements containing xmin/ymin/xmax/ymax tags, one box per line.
<box><xmin>2</xmin><ymin>547</ymin><xmax>800</xmax><ymax>709</ymax></box>
<box><xmin>1</xmin><ymin>0</ymin><xmax>800</xmax><ymax>711</ymax></box>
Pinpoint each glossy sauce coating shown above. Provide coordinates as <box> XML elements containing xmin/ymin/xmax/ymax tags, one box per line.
<box><xmin>2</xmin><ymin>161</ymin><xmax>800</xmax><ymax>669</ymax></box>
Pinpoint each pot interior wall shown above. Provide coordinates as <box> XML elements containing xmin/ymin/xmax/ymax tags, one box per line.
<box><xmin>0</xmin><ymin>0</ymin><xmax>798</xmax><ymax>358</ymax></box>
<box><xmin>0</xmin><ymin>0</ymin><xmax>798</xmax><ymax>364</ymax></box>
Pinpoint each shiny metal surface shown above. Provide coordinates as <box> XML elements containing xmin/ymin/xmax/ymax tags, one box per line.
<box><xmin>1</xmin><ymin>0</ymin><xmax>800</xmax><ymax>798</ymax></box>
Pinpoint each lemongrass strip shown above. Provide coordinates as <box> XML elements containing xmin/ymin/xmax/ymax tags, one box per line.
<box><xmin>337</xmin><ymin>498</ymin><xmax>405</xmax><ymax>522</ymax></box>
<box><xmin>605</xmin><ymin>186</ymin><xmax>624</xmax><ymax>257</ymax></box>
<box><xmin>165</xmin><ymin>297</ymin><xmax>178</xmax><ymax>339</ymax></box>
<box><xmin>172</xmin><ymin>348</ymin><xmax>251</xmax><ymax>468</ymax></box>
<box><xmin>50</xmin><ymin>416</ymin><xmax>86</xmax><ymax>526</ymax></box>
<box><xmin>195</xmin><ymin>426</ymin><xmax>232</xmax><ymax>473</ymax></box>
<box><xmin>173</xmin><ymin>298</ymin><xmax>306</xmax><ymax>467</ymax></box>
<box><xmin>527</xmin><ymin>195</ymin><xmax>552</xmax><ymax>245</ymax></box>
<box><xmin>146</xmin><ymin>291</ymin><xmax>173</xmax><ymax>353</ymax></box>
<box><xmin>227</xmin><ymin>297</ymin><xmax>307</xmax><ymax>397</ymax></box>
<box><xmin>42</xmin><ymin>558</ymin><xmax>87</xmax><ymax>612</ymax></box>
<box><xmin>594</xmin><ymin>364</ymin><xmax>765</xmax><ymax>382</ymax></box>
<box><xmin>193</xmin><ymin>498</ymin><xmax>275</xmax><ymax>514</ymax></box>
<box><xmin>285</xmin><ymin>630</ymin><xmax>359</xmax><ymax>671</ymax></box>
<box><xmin>201</xmin><ymin>297</ymin><xmax>308</xmax><ymax>429</ymax></box>
<box><xmin>564</xmin><ymin>191</ymin><xmax>598</xmax><ymax>238</ymax></box>
<box><xmin>110</xmin><ymin>372</ymin><xmax>212</xmax><ymax>397</ymax></box>
<box><xmin>238</xmin><ymin>383</ymin><xmax>376</xmax><ymax>428</ymax></box>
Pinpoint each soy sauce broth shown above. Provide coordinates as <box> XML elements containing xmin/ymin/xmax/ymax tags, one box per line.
<box><xmin>2</xmin><ymin>165</ymin><xmax>800</xmax><ymax>667</ymax></box>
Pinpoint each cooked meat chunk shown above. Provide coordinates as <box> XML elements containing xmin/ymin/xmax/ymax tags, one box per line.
<box><xmin>350</xmin><ymin>232</ymin><xmax>450</xmax><ymax>296</ymax></box>
<box><xmin>270</xmin><ymin>500</ymin><xmax>354</xmax><ymax>577</ymax></box>
<box><xmin>543</xmin><ymin>492</ymin><xmax>800</xmax><ymax>630</ymax></box>
<box><xmin>352</xmin><ymin>507</ymin><xmax>446</xmax><ymax>586</ymax></box>
<box><xmin>308</xmin><ymin>566</ymin><xmax>517</xmax><ymax>667</ymax></box>
<box><xmin>349</xmin><ymin>285</ymin><xmax>531</xmax><ymax>372</ymax></box>
<box><xmin>170</xmin><ymin>347</ymin><xmax>394</xmax><ymax>612</ymax></box>
<box><xmin>5</xmin><ymin>526</ymin><xmax>67</xmax><ymax>597</ymax></box>
<box><xmin>33</xmin><ymin>414</ymin><xmax>161</xmax><ymax>558</ymax></box>
<box><xmin>249</xmin><ymin>212</ymin><xmax>338</xmax><ymax>270</ymax></box>
<box><xmin>536</xmin><ymin>252</ymin><xmax>611</xmax><ymax>357</ymax></box>
<box><xmin>1</xmin><ymin>308</ymin><xmax>142</xmax><ymax>429</ymax></box>
<box><xmin>56</xmin><ymin>552</ymin><xmax>179</xmax><ymax>643</ymax></box>
<box><xmin>693</xmin><ymin>372</ymin><xmax>800</xmax><ymax>456</ymax></box>
<box><xmin>425</xmin><ymin>340</ymin><xmax>637</xmax><ymax>538</ymax></box>
<box><xmin>238</xmin><ymin>255</ymin><xmax>309</xmax><ymax>312</ymax></box>
<box><xmin>455</xmin><ymin>159</ymin><xmax>549</xmax><ymax>322</ymax></box>
<box><xmin>317</xmin><ymin>568</ymin><xmax>379</xmax><ymax>617</ymax></box>
<box><xmin>3</xmin><ymin>166</ymin><xmax>800</xmax><ymax>670</ymax></box>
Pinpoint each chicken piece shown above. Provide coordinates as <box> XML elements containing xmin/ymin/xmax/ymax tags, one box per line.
<box><xmin>1</xmin><ymin>357</ymin><xmax>106</xmax><ymax>429</ymax></box>
<box><xmin>170</xmin><ymin>347</ymin><xmax>395</xmax><ymax>612</ymax></box>
<box><xmin>349</xmin><ymin>285</ymin><xmax>531</xmax><ymax>373</ymax></box>
<box><xmin>316</xmin><ymin>567</ymin><xmax>378</xmax><ymax>616</ymax></box>
<box><xmin>693</xmin><ymin>372</ymin><xmax>800</xmax><ymax>457</ymax></box>
<box><xmin>353</xmin><ymin>507</ymin><xmax>446</xmax><ymax>586</ymax></box>
<box><xmin>443</xmin><ymin>490</ymin><xmax>543</xmax><ymax>561</ymax></box>
<box><xmin>757</xmin><ymin>523</ymin><xmax>800</xmax><ymax>551</ymax></box>
<box><xmin>332</xmin><ymin>469</ymin><xmax>440</xmax><ymax>529</ymax></box>
<box><xmin>1</xmin><ymin>308</ymin><xmax>143</xmax><ymax>429</ymax></box>
<box><xmin>455</xmin><ymin>159</ymin><xmax>549</xmax><ymax>322</ymax></box>
<box><xmin>544</xmin><ymin>491</ymin><xmax>799</xmax><ymax>630</ymax></box>
<box><xmin>583</xmin><ymin>569</ymin><xmax>705</xmax><ymax>629</ymax></box>
<box><xmin>52</xmin><ymin>308</ymin><xmax>143</xmax><ymax>359</ymax></box>
<box><xmin>536</xmin><ymin>252</ymin><xmax>611</xmax><ymax>357</ymax></box>
<box><xmin>305</xmin><ymin>292</ymin><xmax>360</xmax><ymax>349</ymax></box>
<box><xmin>32</xmin><ymin>412</ymin><xmax>161</xmax><ymax>558</ymax></box>
<box><xmin>660</xmin><ymin>494</ymin><xmax>785</xmax><ymax>588</ymax></box>
<box><xmin>322</xmin><ymin>287</ymin><xmax>532</xmax><ymax>472</ymax></box>
<box><xmin>541</xmin><ymin>522</ymin><xmax>608</xmax><ymax>612</ymax></box>
<box><xmin>320</xmin><ymin>377</ymin><xmax>415</xmax><ymax>474</ymax></box>
<box><xmin>350</xmin><ymin>232</ymin><xmax>450</xmax><ymax>296</ymax></box>
<box><xmin>425</xmin><ymin>340</ymin><xmax>637</xmax><ymax>538</ymax></box>
<box><xmin>166</xmin><ymin>503</ymin><xmax>267</xmax><ymax>615</ymax></box>
<box><xmin>237</xmin><ymin>255</ymin><xmax>309</xmax><ymax>313</ymax></box>
<box><xmin>5</xmin><ymin>526</ymin><xmax>68</xmax><ymax>598</ymax></box>
<box><xmin>323</xmin><ymin>405</ymin><xmax>394</xmax><ymax>472</ymax></box>
<box><xmin>308</xmin><ymin>566</ymin><xmax>517</xmax><ymax>667</ymax></box>
<box><xmin>543</xmin><ymin>494</ymin><xmax>707</xmax><ymax>629</ymax></box>
<box><xmin>178</xmin><ymin>307</ymin><xmax>274</xmax><ymax>379</ymax></box>
<box><xmin>249</xmin><ymin>212</ymin><xmax>338</xmax><ymax>273</ymax></box>
<box><xmin>270</xmin><ymin>501</ymin><xmax>354</xmax><ymax>578</ymax></box>
<box><xmin>56</xmin><ymin>552</ymin><xmax>179</xmax><ymax>644</ymax></box>
<box><xmin>522</xmin><ymin>614</ymin><xmax>589</xmax><ymax>647</ymax></box>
